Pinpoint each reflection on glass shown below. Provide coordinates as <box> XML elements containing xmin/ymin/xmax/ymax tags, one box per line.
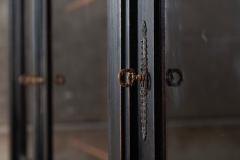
<box><xmin>52</xmin><ymin>0</ymin><xmax>107</xmax><ymax>159</ymax></box>
<box><xmin>166</xmin><ymin>1</ymin><xmax>240</xmax><ymax>160</ymax></box>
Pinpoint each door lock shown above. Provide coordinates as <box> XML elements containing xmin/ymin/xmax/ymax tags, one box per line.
<box><xmin>118</xmin><ymin>68</ymin><xmax>145</xmax><ymax>87</ymax></box>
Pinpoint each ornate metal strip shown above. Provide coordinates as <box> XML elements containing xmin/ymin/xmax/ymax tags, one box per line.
<box><xmin>140</xmin><ymin>21</ymin><xmax>149</xmax><ymax>141</ymax></box>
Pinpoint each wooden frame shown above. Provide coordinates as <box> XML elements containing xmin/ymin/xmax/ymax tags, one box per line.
<box><xmin>9</xmin><ymin>0</ymin><xmax>27</xmax><ymax>159</ymax></box>
<box><xmin>32</xmin><ymin>0</ymin><xmax>53</xmax><ymax>159</ymax></box>
<box><xmin>108</xmin><ymin>0</ymin><xmax>123</xmax><ymax>159</ymax></box>
<box><xmin>9</xmin><ymin>0</ymin><xmax>53</xmax><ymax>159</ymax></box>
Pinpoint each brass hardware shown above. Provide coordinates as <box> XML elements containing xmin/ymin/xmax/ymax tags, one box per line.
<box><xmin>118</xmin><ymin>68</ymin><xmax>145</xmax><ymax>87</ymax></box>
<box><xmin>18</xmin><ymin>75</ymin><xmax>45</xmax><ymax>85</ymax></box>
<box><xmin>140</xmin><ymin>21</ymin><xmax>149</xmax><ymax>141</ymax></box>
<box><xmin>54</xmin><ymin>74</ymin><xmax>66</xmax><ymax>86</ymax></box>
<box><xmin>118</xmin><ymin>21</ymin><xmax>149</xmax><ymax>141</ymax></box>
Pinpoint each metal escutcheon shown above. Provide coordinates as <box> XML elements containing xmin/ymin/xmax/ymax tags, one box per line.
<box><xmin>118</xmin><ymin>68</ymin><xmax>145</xmax><ymax>88</ymax></box>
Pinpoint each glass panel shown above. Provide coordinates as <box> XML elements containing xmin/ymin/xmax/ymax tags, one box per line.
<box><xmin>52</xmin><ymin>0</ymin><xmax>108</xmax><ymax>159</ymax></box>
<box><xmin>166</xmin><ymin>1</ymin><xmax>240</xmax><ymax>160</ymax></box>
<box><xmin>0</xmin><ymin>0</ymin><xmax>9</xmax><ymax>159</ymax></box>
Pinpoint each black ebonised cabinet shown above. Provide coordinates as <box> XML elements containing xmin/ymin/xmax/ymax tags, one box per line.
<box><xmin>9</xmin><ymin>0</ymin><xmax>240</xmax><ymax>159</ymax></box>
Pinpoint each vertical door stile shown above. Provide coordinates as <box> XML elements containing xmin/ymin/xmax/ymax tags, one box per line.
<box><xmin>129</xmin><ymin>0</ymin><xmax>139</xmax><ymax>156</ymax></box>
<box><xmin>138</xmin><ymin>0</ymin><xmax>163</xmax><ymax>160</ymax></box>
<box><xmin>121</xmin><ymin>0</ymin><xmax>127</xmax><ymax>158</ymax></box>
<box><xmin>125</xmin><ymin>0</ymin><xmax>138</xmax><ymax>159</ymax></box>
<box><xmin>42</xmin><ymin>0</ymin><xmax>53</xmax><ymax>159</ymax></box>
<box><xmin>43</xmin><ymin>0</ymin><xmax>53</xmax><ymax>159</ymax></box>
<box><xmin>125</xmin><ymin>0</ymin><xmax>130</xmax><ymax>159</ymax></box>
<box><xmin>32</xmin><ymin>0</ymin><xmax>43</xmax><ymax>158</ymax></box>
<box><xmin>9</xmin><ymin>0</ymin><xmax>27</xmax><ymax>159</ymax></box>
<box><xmin>33</xmin><ymin>0</ymin><xmax>52</xmax><ymax>159</ymax></box>
<box><xmin>108</xmin><ymin>0</ymin><xmax>124</xmax><ymax>159</ymax></box>
<box><xmin>154</xmin><ymin>0</ymin><xmax>165</xmax><ymax>159</ymax></box>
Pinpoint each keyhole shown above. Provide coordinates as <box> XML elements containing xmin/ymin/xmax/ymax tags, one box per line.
<box><xmin>166</xmin><ymin>69</ymin><xmax>183</xmax><ymax>87</ymax></box>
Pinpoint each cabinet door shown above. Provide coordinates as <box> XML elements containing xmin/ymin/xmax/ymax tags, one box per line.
<box><xmin>11</xmin><ymin>0</ymin><xmax>109</xmax><ymax>159</ymax></box>
<box><xmin>165</xmin><ymin>1</ymin><xmax>240</xmax><ymax>160</ymax></box>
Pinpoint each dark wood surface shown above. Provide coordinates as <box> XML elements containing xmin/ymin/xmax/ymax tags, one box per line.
<box><xmin>108</xmin><ymin>0</ymin><xmax>164</xmax><ymax>159</ymax></box>
<box><xmin>125</xmin><ymin>0</ymin><xmax>139</xmax><ymax>160</ymax></box>
<box><xmin>32</xmin><ymin>0</ymin><xmax>53</xmax><ymax>159</ymax></box>
<box><xmin>108</xmin><ymin>0</ymin><xmax>123</xmax><ymax>160</ymax></box>
<box><xmin>9</xmin><ymin>0</ymin><xmax>27</xmax><ymax>159</ymax></box>
<box><xmin>138</xmin><ymin>0</ymin><xmax>164</xmax><ymax>160</ymax></box>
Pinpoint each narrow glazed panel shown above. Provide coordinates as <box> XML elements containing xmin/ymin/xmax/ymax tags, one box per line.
<box><xmin>166</xmin><ymin>0</ymin><xmax>240</xmax><ymax>160</ymax></box>
<box><xmin>52</xmin><ymin>0</ymin><xmax>108</xmax><ymax>159</ymax></box>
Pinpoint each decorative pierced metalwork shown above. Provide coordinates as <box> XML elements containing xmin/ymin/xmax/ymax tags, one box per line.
<box><xmin>140</xmin><ymin>21</ymin><xmax>149</xmax><ymax>141</ymax></box>
<box><xmin>117</xmin><ymin>21</ymin><xmax>149</xmax><ymax>141</ymax></box>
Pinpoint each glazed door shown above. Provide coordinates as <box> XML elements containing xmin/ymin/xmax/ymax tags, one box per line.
<box><xmin>110</xmin><ymin>0</ymin><xmax>240</xmax><ymax>160</ymax></box>
<box><xmin>165</xmin><ymin>0</ymin><xmax>240</xmax><ymax>160</ymax></box>
<box><xmin>10</xmin><ymin>0</ymin><xmax>108</xmax><ymax>160</ymax></box>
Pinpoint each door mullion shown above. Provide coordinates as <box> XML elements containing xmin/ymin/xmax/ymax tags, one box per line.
<box><xmin>32</xmin><ymin>0</ymin><xmax>52</xmax><ymax>159</ymax></box>
<box><xmin>138</xmin><ymin>0</ymin><xmax>164</xmax><ymax>159</ymax></box>
<box><xmin>125</xmin><ymin>0</ymin><xmax>138</xmax><ymax>159</ymax></box>
<box><xmin>108</xmin><ymin>0</ymin><xmax>124</xmax><ymax>159</ymax></box>
<box><xmin>9</xmin><ymin>0</ymin><xmax>27</xmax><ymax>159</ymax></box>
<box><xmin>41</xmin><ymin>0</ymin><xmax>53</xmax><ymax>159</ymax></box>
<box><xmin>33</xmin><ymin>0</ymin><xmax>44</xmax><ymax>158</ymax></box>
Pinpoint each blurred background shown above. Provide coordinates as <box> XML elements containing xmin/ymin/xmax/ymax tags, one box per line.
<box><xmin>0</xmin><ymin>0</ymin><xmax>108</xmax><ymax>160</ymax></box>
